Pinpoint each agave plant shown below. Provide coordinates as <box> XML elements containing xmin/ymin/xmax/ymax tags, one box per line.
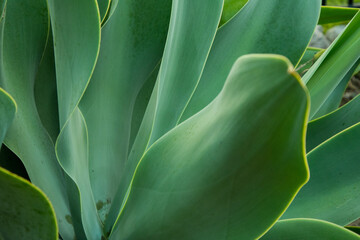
<box><xmin>0</xmin><ymin>0</ymin><xmax>360</xmax><ymax>239</ymax></box>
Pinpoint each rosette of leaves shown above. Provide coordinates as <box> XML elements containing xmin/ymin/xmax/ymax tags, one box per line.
<box><xmin>0</xmin><ymin>0</ymin><xmax>360</xmax><ymax>239</ymax></box>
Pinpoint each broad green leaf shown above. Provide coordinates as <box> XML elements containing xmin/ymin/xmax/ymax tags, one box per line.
<box><xmin>47</xmin><ymin>0</ymin><xmax>102</xmax><ymax>237</ymax></box>
<box><xmin>110</xmin><ymin>55</ymin><xmax>309</xmax><ymax>240</ymax></box>
<box><xmin>0</xmin><ymin>88</ymin><xmax>57</xmax><ymax>240</ymax></box>
<box><xmin>107</xmin><ymin>0</ymin><xmax>224</xmax><ymax>229</ymax></box>
<box><xmin>220</xmin><ymin>0</ymin><xmax>248</xmax><ymax>25</ymax></box>
<box><xmin>262</xmin><ymin>219</ymin><xmax>360</xmax><ymax>240</ymax></box>
<box><xmin>148</xmin><ymin>0</ymin><xmax>224</xmax><ymax>144</ymax></box>
<box><xmin>0</xmin><ymin>167</ymin><xmax>58</xmax><ymax>240</ymax></box>
<box><xmin>56</xmin><ymin>108</ymin><xmax>103</xmax><ymax>240</ymax></box>
<box><xmin>0</xmin><ymin>1</ymin><xmax>74</xmax><ymax>238</ymax></box>
<box><xmin>304</xmin><ymin>11</ymin><xmax>360</xmax><ymax>119</ymax></box>
<box><xmin>307</xmin><ymin>95</ymin><xmax>360</xmax><ymax>152</ymax></box>
<box><xmin>180</xmin><ymin>0</ymin><xmax>320</xmax><ymax>122</ymax></box>
<box><xmin>283</xmin><ymin>123</ymin><xmax>360</xmax><ymax>225</ymax></box>
<box><xmin>79</xmin><ymin>0</ymin><xmax>171</xmax><ymax>223</ymax></box>
<box><xmin>34</xmin><ymin>33</ymin><xmax>59</xmax><ymax>143</ymax></box>
<box><xmin>319</xmin><ymin>6</ymin><xmax>359</xmax><ymax>25</ymax></box>
<box><xmin>46</xmin><ymin>0</ymin><xmax>100</xmax><ymax>126</ymax></box>
<box><xmin>97</xmin><ymin>0</ymin><xmax>110</xmax><ymax>23</ymax></box>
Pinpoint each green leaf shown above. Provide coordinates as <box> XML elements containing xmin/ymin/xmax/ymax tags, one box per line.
<box><xmin>283</xmin><ymin>123</ymin><xmax>360</xmax><ymax>225</ymax></box>
<box><xmin>180</xmin><ymin>0</ymin><xmax>320</xmax><ymax>122</ymax></box>
<box><xmin>34</xmin><ymin>32</ymin><xmax>59</xmax><ymax>143</ymax></box>
<box><xmin>220</xmin><ymin>0</ymin><xmax>248</xmax><ymax>26</ymax></box>
<box><xmin>56</xmin><ymin>108</ymin><xmax>103</xmax><ymax>239</ymax></box>
<box><xmin>0</xmin><ymin>167</ymin><xmax>58</xmax><ymax>240</ymax></box>
<box><xmin>0</xmin><ymin>88</ymin><xmax>57</xmax><ymax>240</ymax></box>
<box><xmin>0</xmin><ymin>1</ymin><xmax>74</xmax><ymax>238</ymax></box>
<box><xmin>262</xmin><ymin>219</ymin><xmax>360</xmax><ymax>240</ymax></box>
<box><xmin>46</xmin><ymin>0</ymin><xmax>101</xmax><ymax>126</ymax></box>
<box><xmin>0</xmin><ymin>0</ymin><xmax>5</xmax><ymax>23</ymax></box>
<box><xmin>304</xmin><ymin>11</ymin><xmax>360</xmax><ymax>119</ymax></box>
<box><xmin>79</xmin><ymin>0</ymin><xmax>172</xmax><ymax>224</ymax></box>
<box><xmin>307</xmin><ymin>95</ymin><xmax>360</xmax><ymax>152</ymax></box>
<box><xmin>319</xmin><ymin>6</ymin><xmax>359</xmax><ymax>25</ymax></box>
<box><xmin>107</xmin><ymin>0</ymin><xmax>224</xmax><ymax>229</ymax></box>
<box><xmin>97</xmin><ymin>0</ymin><xmax>110</xmax><ymax>23</ymax></box>
<box><xmin>148</xmin><ymin>0</ymin><xmax>224</xmax><ymax>144</ymax></box>
<box><xmin>0</xmin><ymin>88</ymin><xmax>15</xmax><ymax>143</ymax></box>
<box><xmin>110</xmin><ymin>55</ymin><xmax>309</xmax><ymax>240</ymax></box>
<box><xmin>312</xmin><ymin>59</ymin><xmax>360</xmax><ymax>119</ymax></box>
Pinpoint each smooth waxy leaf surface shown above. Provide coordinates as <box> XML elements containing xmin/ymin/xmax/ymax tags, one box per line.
<box><xmin>110</xmin><ymin>55</ymin><xmax>309</xmax><ymax>240</ymax></box>
<box><xmin>56</xmin><ymin>108</ymin><xmax>102</xmax><ymax>240</ymax></box>
<box><xmin>220</xmin><ymin>0</ymin><xmax>247</xmax><ymax>25</ymax></box>
<box><xmin>312</xmin><ymin>59</ymin><xmax>360</xmax><ymax>119</ymax></box>
<box><xmin>79</xmin><ymin>0</ymin><xmax>172</xmax><ymax>224</ymax></box>
<box><xmin>0</xmin><ymin>1</ymin><xmax>74</xmax><ymax>238</ymax></box>
<box><xmin>304</xmin><ymin>11</ymin><xmax>360</xmax><ymax>119</ymax></box>
<box><xmin>180</xmin><ymin>0</ymin><xmax>320</xmax><ymax>121</ymax></box>
<box><xmin>284</xmin><ymin>123</ymin><xmax>360</xmax><ymax>225</ymax></box>
<box><xmin>262</xmin><ymin>219</ymin><xmax>360</xmax><ymax>240</ymax></box>
<box><xmin>307</xmin><ymin>95</ymin><xmax>360</xmax><ymax>152</ymax></box>
<box><xmin>47</xmin><ymin>0</ymin><xmax>100</xmax><ymax>126</ymax></box>
<box><xmin>107</xmin><ymin>0</ymin><xmax>224</xmax><ymax>229</ymax></box>
<box><xmin>319</xmin><ymin>6</ymin><xmax>359</xmax><ymax>25</ymax></box>
<box><xmin>0</xmin><ymin>168</ymin><xmax>58</xmax><ymax>240</ymax></box>
<box><xmin>148</xmin><ymin>0</ymin><xmax>223</xmax><ymax>146</ymax></box>
<box><xmin>97</xmin><ymin>0</ymin><xmax>110</xmax><ymax>23</ymax></box>
<box><xmin>0</xmin><ymin>89</ymin><xmax>57</xmax><ymax>240</ymax></box>
<box><xmin>34</xmin><ymin>33</ymin><xmax>59</xmax><ymax>143</ymax></box>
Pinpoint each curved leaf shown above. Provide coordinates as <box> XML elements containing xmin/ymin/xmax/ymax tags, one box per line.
<box><xmin>313</xmin><ymin>60</ymin><xmax>360</xmax><ymax>120</ymax></box>
<box><xmin>0</xmin><ymin>88</ymin><xmax>57</xmax><ymax>240</ymax></box>
<box><xmin>110</xmin><ymin>55</ymin><xmax>309</xmax><ymax>240</ymax></box>
<box><xmin>220</xmin><ymin>0</ymin><xmax>248</xmax><ymax>25</ymax></box>
<box><xmin>180</xmin><ymin>0</ymin><xmax>320</xmax><ymax>122</ymax></box>
<box><xmin>307</xmin><ymin>94</ymin><xmax>360</xmax><ymax>152</ymax></box>
<box><xmin>34</xmin><ymin>33</ymin><xmax>59</xmax><ymax>143</ymax></box>
<box><xmin>79</xmin><ymin>0</ymin><xmax>172</xmax><ymax>224</ymax></box>
<box><xmin>0</xmin><ymin>1</ymin><xmax>74</xmax><ymax>238</ymax></box>
<box><xmin>148</xmin><ymin>0</ymin><xmax>224</xmax><ymax>145</ymax></box>
<box><xmin>304</xmin><ymin>11</ymin><xmax>360</xmax><ymax>119</ymax></box>
<box><xmin>97</xmin><ymin>0</ymin><xmax>110</xmax><ymax>23</ymax></box>
<box><xmin>56</xmin><ymin>108</ymin><xmax>103</xmax><ymax>239</ymax></box>
<box><xmin>319</xmin><ymin>6</ymin><xmax>359</xmax><ymax>25</ymax></box>
<box><xmin>262</xmin><ymin>219</ymin><xmax>360</xmax><ymax>240</ymax></box>
<box><xmin>108</xmin><ymin>0</ymin><xmax>224</xmax><ymax>229</ymax></box>
<box><xmin>284</xmin><ymin>123</ymin><xmax>360</xmax><ymax>225</ymax></box>
<box><xmin>47</xmin><ymin>0</ymin><xmax>100</xmax><ymax>126</ymax></box>
<box><xmin>0</xmin><ymin>88</ymin><xmax>14</xmax><ymax>143</ymax></box>
<box><xmin>0</xmin><ymin>167</ymin><xmax>58</xmax><ymax>240</ymax></box>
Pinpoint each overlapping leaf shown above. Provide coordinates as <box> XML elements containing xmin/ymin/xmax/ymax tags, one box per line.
<box><xmin>262</xmin><ymin>219</ymin><xmax>360</xmax><ymax>240</ymax></box>
<box><xmin>180</xmin><ymin>0</ymin><xmax>320</xmax><ymax>121</ymax></box>
<box><xmin>0</xmin><ymin>1</ymin><xmax>74</xmax><ymax>238</ymax></box>
<box><xmin>304</xmin><ymin>11</ymin><xmax>360</xmax><ymax>119</ymax></box>
<box><xmin>79</xmin><ymin>0</ymin><xmax>172</xmax><ymax>225</ymax></box>
<box><xmin>283</xmin><ymin>122</ymin><xmax>360</xmax><ymax>225</ymax></box>
<box><xmin>0</xmin><ymin>88</ymin><xmax>57</xmax><ymax>240</ymax></box>
<box><xmin>110</xmin><ymin>55</ymin><xmax>309</xmax><ymax>240</ymax></box>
